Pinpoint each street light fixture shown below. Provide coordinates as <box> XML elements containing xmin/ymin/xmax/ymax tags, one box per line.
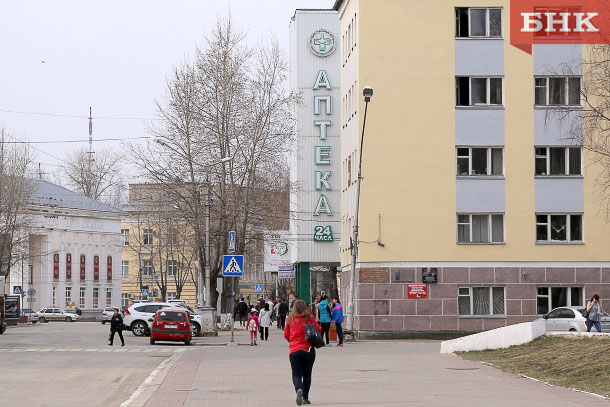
<box><xmin>346</xmin><ymin>86</ymin><xmax>373</xmax><ymax>332</ymax></box>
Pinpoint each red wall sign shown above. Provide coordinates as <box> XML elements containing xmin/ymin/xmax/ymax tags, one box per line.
<box><xmin>407</xmin><ymin>283</ymin><xmax>428</xmax><ymax>299</ymax></box>
<box><xmin>53</xmin><ymin>254</ymin><xmax>59</xmax><ymax>280</ymax></box>
<box><xmin>66</xmin><ymin>254</ymin><xmax>72</xmax><ymax>280</ymax></box>
<box><xmin>94</xmin><ymin>255</ymin><xmax>99</xmax><ymax>281</ymax></box>
<box><xmin>107</xmin><ymin>256</ymin><xmax>112</xmax><ymax>282</ymax></box>
<box><xmin>80</xmin><ymin>255</ymin><xmax>86</xmax><ymax>281</ymax></box>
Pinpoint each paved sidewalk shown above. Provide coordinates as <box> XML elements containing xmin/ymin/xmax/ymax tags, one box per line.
<box><xmin>140</xmin><ymin>328</ymin><xmax>607</xmax><ymax>407</ymax></box>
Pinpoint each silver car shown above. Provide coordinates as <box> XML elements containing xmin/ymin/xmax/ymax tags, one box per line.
<box><xmin>22</xmin><ymin>308</ymin><xmax>39</xmax><ymax>324</ymax></box>
<box><xmin>37</xmin><ymin>308</ymin><xmax>80</xmax><ymax>323</ymax></box>
<box><xmin>540</xmin><ymin>306</ymin><xmax>610</xmax><ymax>332</ymax></box>
<box><xmin>101</xmin><ymin>307</ymin><xmax>116</xmax><ymax>324</ymax></box>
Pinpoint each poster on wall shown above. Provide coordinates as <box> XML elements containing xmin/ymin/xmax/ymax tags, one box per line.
<box><xmin>4</xmin><ymin>295</ymin><xmax>20</xmax><ymax>319</ymax></box>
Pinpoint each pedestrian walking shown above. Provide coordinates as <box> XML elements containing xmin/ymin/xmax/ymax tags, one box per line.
<box><xmin>586</xmin><ymin>294</ymin><xmax>604</xmax><ymax>333</ymax></box>
<box><xmin>276</xmin><ymin>298</ymin><xmax>282</xmax><ymax>329</ymax></box>
<box><xmin>237</xmin><ymin>298</ymin><xmax>248</xmax><ymax>326</ymax></box>
<box><xmin>284</xmin><ymin>299</ymin><xmax>322</xmax><ymax>406</ymax></box>
<box><xmin>108</xmin><ymin>308</ymin><xmax>125</xmax><ymax>346</ymax></box>
<box><xmin>278</xmin><ymin>298</ymin><xmax>289</xmax><ymax>331</ymax></box>
<box><xmin>259</xmin><ymin>303</ymin><xmax>272</xmax><ymax>340</ymax></box>
<box><xmin>318</xmin><ymin>295</ymin><xmax>332</xmax><ymax>346</ymax></box>
<box><xmin>290</xmin><ymin>294</ymin><xmax>299</xmax><ymax>310</ymax></box>
<box><xmin>331</xmin><ymin>297</ymin><xmax>344</xmax><ymax>347</ymax></box>
<box><xmin>247</xmin><ymin>308</ymin><xmax>260</xmax><ymax>346</ymax></box>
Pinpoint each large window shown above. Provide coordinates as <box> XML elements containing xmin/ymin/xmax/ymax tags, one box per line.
<box><xmin>79</xmin><ymin>287</ymin><xmax>86</xmax><ymax>307</ymax></box>
<box><xmin>535</xmin><ymin>147</ymin><xmax>582</xmax><ymax>176</ymax></box>
<box><xmin>142</xmin><ymin>259</ymin><xmax>154</xmax><ymax>276</ymax></box>
<box><xmin>537</xmin><ymin>286</ymin><xmax>583</xmax><ymax>315</ymax></box>
<box><xmin>456</xmin><ymin>77</ymin><xmax>503</xmax><ymax>106</ymax></box>
<box><xmin>458</xmin><ymin>287</ymin><xmax>505</xmax><ymax>316</ymax></box>
<box><xmin>52</xmin><ymin>286</ymin><xmax>56</xmax><ymax>306</ymax></box>
<box><xmin>457</xmin><ymin>147</ymin><xmax>503</xmax><ymax>176</ymax></box>
<box><xmin>457</xmin><ymin>214</ymin><xmax>504</xmax><ymax>244</ymax></box>
<box><xmin>121</xmin><ymin>293</ymin><xmax>130</xmax><ymax>307</ymax></box>
<box><xmin>534</xmin><ymin>77</ymin><xmax>581</xmax><ymax>106</ymax></box>
<box><xmin>121</xmin><ymin>229</ymin><xmax>130</xmax><ymax>246</ymax></box>
<box><xmin>166</xmin><ymin>260</ymin><xmax>179</xmax><ymax>277</ymax></box>
<box><xmin>536</xmin><ymin>213</ymin><xmax>583</xmax><ymax>243</ymax></box>
<box><xmin>121</xmin><ymin>261</ymin><xmax>129</xmax><ymax>278</ymax></box>
<box><xmin>143</xmin><ymin>229</ymin><xmax>153</xmax><ymax>246</ymax></box>
<box><xmin>93</xmin><ymin>287</ymin><xmax>99</xmax><ymax>308</ymax></box>
<box><xmin>456</xmin><ymin>8</ymin><xmax>502</xmax><ymax>38</ymax></box>
<box><xmin>167</xmin><ymin>292</ymin><xmax>177</xmax><ymax>301</ymax></box>
<box><xmin>65</xmin><ymin>286</ymin><xmax>72</xmax><ymax>306</ymax></box>
<box><xmin>106</xmin><ymin>288</ymin><xmax>112</xmax><ymax>306</ymax></box>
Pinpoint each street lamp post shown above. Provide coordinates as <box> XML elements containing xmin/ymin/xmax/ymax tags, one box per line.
<box><xmin>346</xmin><ymin>86</ymin><xmax>373</xmax><ymax>332</ymax></box>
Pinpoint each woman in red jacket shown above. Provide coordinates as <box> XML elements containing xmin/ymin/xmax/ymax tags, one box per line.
<box><xmin>284</xmin><ymin>299</ymin><xmax>321</xmax><ymax>406</ymax></box>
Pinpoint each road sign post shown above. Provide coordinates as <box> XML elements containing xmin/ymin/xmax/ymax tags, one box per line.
<box><xmin>228</xmin><ymin>231</ymin><xmax>236</xmax><ymax>254</ymax></box>
<box><xmin>222</xmin><ymin>255</ymin><xmax>244</xmax><ymax>344</ymax></box>
<box><xmin>141</xmin><ymin>288</ymin><xmax>149</xmax><ymax>298</ymax></box>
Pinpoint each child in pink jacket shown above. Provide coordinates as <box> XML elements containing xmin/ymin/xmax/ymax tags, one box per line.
<box><xmin>247</xmin><ymin>308</ymin><xmax>260</xmax><ymax>346</ymax></box>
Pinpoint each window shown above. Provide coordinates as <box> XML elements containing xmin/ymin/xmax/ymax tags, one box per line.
<box><xmin>121</xmin><ymin>293</ymin><xmax>130</xmax><ymax>307</ymax></box>
<box><xmin>537</xmin><ymin>286</ymin><xmax>583</xmax><ymax>315</ymax></box>
<box><xmin>458</xmin><ymin>287</ymin><xmax>505</xmax><ymax>316</ymax></box>
<box><xmin>121</xmin><ymin>261</ymin><xmax>129</xmax><ymax>278</ymax></box>
<box><xmin>535</xmin><ymin>147</ymin><xmax>581</xmax><ymax>176</ymax></box>
<box><xmin>456</xmin><ymin>8</ymin><xmax>502</xmax><ymax>38</ymax></box>
<box><xmin>167</xmin><ymin>228</ymin><xmax>178</xmax><ymax>246</ymax></box>
<box><xmin>65</xmin><ymin>287</ymin><xmax>72</xmax><ymax>305</ymax></box>
<box><xmin>143</xmin><ymin>229</ymin><xmax>153</xmax><ymax>245</ymax></box>
<box><xmin>536</xmin><ymin>213</ymin><xmax>583</xmax><ymax>242</ymax></box>
<box><xmin>52</xmin><ymin>286</ymin><xmax>56</xmax><ymax>306</ymax></box>
<box><xmin>106</xmin><ymin>288</ymin><xmax>112</xmax><ymax>306</ymax></box>
<box><xmin>142</xmin><ymin>259</ymin><xmax>154</xmax><ymax>276</ymax></box>
<box><xmin>79</xmin><ymin>287</ymin><xmax>86</xmax><ymax>307</ymax></box>
<box><xmin>457</xmin><ymin>214</ymin><xmax>504</xmax><ymax>244</ymax></box>
<box><xmin>534</xmin><ymin>77</ymin><xmax>581</xmax><ymax>106</ymax></box>
<box><xmin>121</xmin><ymin>229</ymin><xmax>130</xmax><ymax>246</ymax></box>
<box><xmin>166</xmin><ymin>260</ymin><xmax>179</xmax><ymax>277</ymax></box>
<box><xmin>457</xmin><ymin>147</ymin><xmax>503</xmax><ymax>176</ymax></box>
<box><xmin>167</xmin><ymin>292</ymin><xmax>177</xmax><ymax>301</ymax></box>
<box><xmin>93</xmin><ymin>287</ymin><xmax>99</xmax><ymax>308</ymax></box>
<box><xmin>456</xmin><ymin>77</ymin><xmax>503</xmax><ymax>106</ymax></box>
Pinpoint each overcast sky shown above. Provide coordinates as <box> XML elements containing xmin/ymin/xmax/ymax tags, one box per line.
<box><xmin>0</xmin><ymin>0</ymin><xmax>333</xmax><ymax>179</ymax></box>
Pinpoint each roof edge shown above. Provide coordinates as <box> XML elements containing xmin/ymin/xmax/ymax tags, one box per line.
<box><xmin>333</xmin><ymin>0</ymin><xmax>344</xmax><ymax>11</ymax></box>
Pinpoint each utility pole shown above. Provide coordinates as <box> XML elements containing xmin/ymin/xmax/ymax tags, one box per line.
<box><xmin>204</xmin><ymin>180</ymin><xmax>211</xmax><ymax>307</ymax></box>
<box><xmin>87</xmin><ymin>107</ymin><xmax>94</xmax><ymax>170</ymax></box>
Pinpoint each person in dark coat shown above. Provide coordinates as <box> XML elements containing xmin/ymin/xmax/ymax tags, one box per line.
<box><xmin>278</xmin><ymin>298</ymin><xmax>289</xmax><ymax>331</ymax></box>
<box><xmin>237</xmin><ymin>298</ymin><xmax>248</xmax><ymax>326</ymax></box>
<box><xmin>108</xmin><ymin>308</ymin><xmax>125</xmax><ymax>346</ymax></box>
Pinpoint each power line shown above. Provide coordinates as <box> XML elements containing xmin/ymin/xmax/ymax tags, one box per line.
<box><xmin>0</xmin><ymin>136</ymin><xmax>150</xmax><ymax>144</ymax></box>
<box><xmin>0</xmin><ymin>108</ymin><xmax>160</xmax><ymax>121</ymax></box>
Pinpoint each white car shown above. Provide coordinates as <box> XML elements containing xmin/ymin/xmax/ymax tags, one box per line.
<box><xmin>101</xmin><ymin>307</ymin><xmax>116</xmax><ymax>324</ymax></box>
<box><xmin>539</xmin><ymin>306</ymin><xmax>610</xmax><ymax>332</ymax></box>
<box><xmin>37</xmin><ymin>308</ymin><xmax>80</xmax><ymax>323</ymax></box>
<box><xmin>124</xmin><ymin>302</ymin><xmax>201</xmax><ymax>337</ymax></box>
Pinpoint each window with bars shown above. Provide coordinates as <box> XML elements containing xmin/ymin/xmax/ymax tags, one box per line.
<box><xmin>536</xmin><ymin>213</ymin><xmax>583</xmax><ymax>242</ymax></box>
<box><xmin>535</xmin><ymin>147</ymin><xmax>582</xmax><ymax>176</ymax></box>
<box><xmin>457</xmin><ymin>147</ymin><xmax>503</xmax><ymax>176</ymax></box>
<box><xmin>457</xmin><ymin>214</ymin><xmax>504</xmax><ymax>244</ymax></box>
<box><xmin>458</xmin><ymin>287</ymin><xmax>505</xmax><ymax>316</ymax></box>
<box><xmin>534</xmin><ymin>77</ymin><xmax>581</xmax><ymax>106</ymax></box>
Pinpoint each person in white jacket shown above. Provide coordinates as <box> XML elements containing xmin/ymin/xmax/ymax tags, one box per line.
<box><xmin>259</xmin><ymin>303</ymin><xmax>272</xmax><ymax>341</ymax></box>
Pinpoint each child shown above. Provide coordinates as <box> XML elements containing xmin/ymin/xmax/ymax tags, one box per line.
<box><xmin>247</xmin><ymin>308</ymin><xmax>260</xmax><ymax>346</ymax></box>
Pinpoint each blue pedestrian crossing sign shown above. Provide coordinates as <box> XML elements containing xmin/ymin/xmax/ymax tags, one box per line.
<box><xmin>228</xmin><ymin>231</ymin><xmax>236</xmax><ymax>253</ymax></box>
<box><xmin>13</xmin><ymin>286</ymin><xmax>22</xmax><ymax>295</ymax></box>
<box><xmin>255</xmin><ymin>284</ymin><xmax>263</xmax><ymax>293</ymax></box>
<box><xmin>222</xmin><ymin>255</ymin><xmax>244</xmax><ymax>277</ymax></box>
<box><xmin>141</xmin><ymin>288</ymin><xmax>149</xmax><ymax>297</ymax></box>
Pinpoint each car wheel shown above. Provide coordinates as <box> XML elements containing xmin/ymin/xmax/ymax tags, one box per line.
<box><xmin>131</xmin><ymin>321</ymin><xmax>147</xmax><ymax>337</ymax></box>
<box><xmin>191</xmin><ymin>323</ymin><xmax>200</xmax><ymax>337</ymax></box>
<box><xmin>65</xmin><ymin>317</ymin><xmax>72</xmax><ymax>322</ymax></box>
<box><xmin>39</xmin><ymin>317</ymin><xmax>46</xmax><ymax>323</ymax></box>
<box><xmin>569</xmin><ymin>328</ymin><xmax>577</xmax><ymax>332</ymax></box>
<box><xmin>102</xmin><ymin>321</ymin><xmax>106</xmax><ymax>325</ymax></box>
<box><xmin>185</xmin><ymin>339</ymin><xmax>191</xmax><ymax>346</ymax></box>
<box><xmin>149</xmin><ymin>337</ymin><xmax>156</xmax><ymax>345</ymax></box>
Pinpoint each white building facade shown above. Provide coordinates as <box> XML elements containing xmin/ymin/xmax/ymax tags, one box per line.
<box><xmin>7</xmin><ymin>180</ymin><xmax>123</xmax><ymax>312</ymax></box>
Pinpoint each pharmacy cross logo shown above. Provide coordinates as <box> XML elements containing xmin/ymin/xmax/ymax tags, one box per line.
<box><xmin>310</xmin><ymin>29</ymin><xmax>335</xmax><ymax>57</ymax></box>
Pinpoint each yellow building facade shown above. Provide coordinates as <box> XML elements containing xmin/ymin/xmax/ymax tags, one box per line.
<box><xmin>335</xmin><ymin>0</ymin><xmax>610</xmax><ymax>335</ymax></box>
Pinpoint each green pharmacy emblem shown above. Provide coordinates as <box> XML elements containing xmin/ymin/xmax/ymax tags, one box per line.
<box><xmin>310</xmin><ymin>29</ymin><xmax>335</xmax><ymax>57</ymax></box>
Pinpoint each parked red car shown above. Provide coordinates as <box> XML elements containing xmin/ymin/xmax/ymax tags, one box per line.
<box><xmin>149</xmin><ymin>308</ymin><xmax>192</xmax><ymax>345</ymax></box>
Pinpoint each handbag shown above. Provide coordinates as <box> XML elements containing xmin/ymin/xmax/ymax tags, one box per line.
<box><xmin>584</xmin><ymin>308</ymin><xmax>591</xmax><ymax>319</ymax></box>
<box><xmin>304</xmin><ymin>316</ymin><xmax>325</xmax><ymax>349</ymax></box>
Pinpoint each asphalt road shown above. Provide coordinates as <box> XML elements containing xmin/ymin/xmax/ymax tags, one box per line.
<box><xmin>0</xmin><ymin>322</ymin><xmax>186</xmax><ymax>407</ymax></box>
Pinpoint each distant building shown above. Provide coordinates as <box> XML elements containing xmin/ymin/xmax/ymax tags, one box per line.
<box><xmin>7</xmin><ymin>180</ymin><xmax>123</xmax><ymax>312</ymax></box>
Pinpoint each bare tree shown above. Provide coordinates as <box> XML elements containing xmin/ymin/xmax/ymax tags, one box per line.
<box><xmin>59</xmin><ymin>147</ymin><xmax>125</xmax><ymax>204</ymax></box>
<box><xmin>0</xmin><ymin>129</ymin><xmax>34</xmax><ymax>277</ymax></box>
<box><xmin>130</xmin><ymin>15</ymin><xmax>296</xmax><ymax>311</ymax></box>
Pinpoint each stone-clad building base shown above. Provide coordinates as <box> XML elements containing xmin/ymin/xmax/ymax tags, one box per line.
<box><xmin>339</xmin><ymin>263</ymin><xmax>610</xmax><ymax>336</ymax></box>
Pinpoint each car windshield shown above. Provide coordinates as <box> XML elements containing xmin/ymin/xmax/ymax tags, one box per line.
<box><xmin>157</xmin><ymin>311</ymin><xmax>185</xmax><ymax>322</ymax></box>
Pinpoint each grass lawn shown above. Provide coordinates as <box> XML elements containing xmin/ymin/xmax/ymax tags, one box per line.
<box><xmin>458</xmin><ymin>336</ymin><xmax>610</xmax><ymax>398</ymax></box>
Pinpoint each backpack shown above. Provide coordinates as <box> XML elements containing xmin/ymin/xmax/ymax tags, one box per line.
<box><xmin>248</xmin><ymin>318</ymin><xmax>257</xmax><ymax>332</ymax></box>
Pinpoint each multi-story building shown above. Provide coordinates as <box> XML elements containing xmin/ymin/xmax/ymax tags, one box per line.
<box><xmin>334</xmin><ymin>0</ymin><xmax>610</xmax><ymax>336</ymax></box>
<box><xmin>121</xmin><ymin>184</ymin><xmax>197</xmax><ymax>308</ymax></box>
<box><xmin>7</xmin><ymin>180</ymin><xmax>123</xmax><ymax>313</ymax></box>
